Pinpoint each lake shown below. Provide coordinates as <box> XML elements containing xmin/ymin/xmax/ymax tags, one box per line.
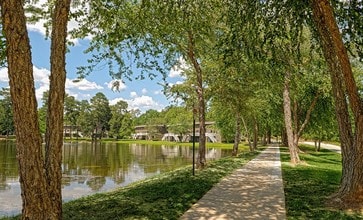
<box><xmin>0</xmin><ymin>140</ymin><xmax>231</xmax><ymax>217</ymax></box>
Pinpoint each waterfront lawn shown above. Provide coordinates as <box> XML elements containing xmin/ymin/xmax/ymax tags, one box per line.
<box><xmin>66</xmin><ymin>138</ymin><xmax>247</xmax><ymax>149</ymax></box>
<box><xmin>280</xmin><ymin>144</ymin><xmax>363</xmax><ymax>219</ymax></box>
<box><xmin>61</xmin><ymin>149</ymin><xmax>258</xmax><ymax>220</ymax></box>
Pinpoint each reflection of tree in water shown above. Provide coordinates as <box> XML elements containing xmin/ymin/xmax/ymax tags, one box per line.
<box><xmin>131</xmin><ymin>145</ymin><xmax>191</xmax><ymax>174</ymax></box>
<box><xmin>0</xmin><ymin>141</ymin><xmax>18</xmax><ymax>191</ymax></box>
<box><xmin>0</xmin><ymin>179</ymin><xmax>11</xmax><ymax>191</ymax></box>
<box><xmin>86</xmin><ymin>176</ymin><xmax>106</xmax><ymax>191</ymax></box>
<box><xmin>1</xmin><ymin>141</ymin><xmax>230</xmax><ymax>193</ymax></box>
<box><xmin>62</xmin><ymin>142</ymin><xmax>134</xmax><ymax>189</ymax></box>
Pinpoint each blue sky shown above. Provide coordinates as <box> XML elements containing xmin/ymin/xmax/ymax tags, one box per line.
<box><xmin>0</xmin><ymin>19</ymin><xmax>186</xmax><ymax>113</ymax></box>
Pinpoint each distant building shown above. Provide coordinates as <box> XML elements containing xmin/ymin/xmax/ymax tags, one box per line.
<box><xmin>63</xmin><ymin>125</ymin><xmax>83</xmax><ymax>138</ymax></box>
<box><xmin>133</xmin><ymin>121</ymin><xmax>221</xmax><ymax>143</ymax></box>
<box><xmin>133</xmin><ymin>124</ymin><xmax>168</xmax><ymax>140</ymax></box>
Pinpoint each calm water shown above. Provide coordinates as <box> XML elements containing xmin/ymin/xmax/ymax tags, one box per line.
<box><xmin>0</xmin><ymin>140</ymin><xmax>231</xmax><ymax>217</ymax></box>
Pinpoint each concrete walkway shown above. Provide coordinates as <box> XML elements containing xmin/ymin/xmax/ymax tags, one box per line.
<box><xmin>180</xmin><ymin>145</ymin><xmax>286</xmax><ymax>220</ymax></box>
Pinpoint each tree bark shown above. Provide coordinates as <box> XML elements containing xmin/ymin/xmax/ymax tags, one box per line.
<box><xmin>232</xmin><ymin>112</ymin><xmax>241</xmax><ymax>156</ymax></box>
<box><xmin>281</xmin><ymin>128</ymin><xmax>288</xmax><ymax>147</ymax></box>
<box><xmin>311</xmin><ymin>0</ymin><xmax>363</xmax><ymax>207</ymax></box>
<box><xmin>1</xmin><ymin>1</ymin><xmax>51</xmax><ymax>218</ymax></box>
<box><xmin>187</xmin><ymin>30</ymin><xmax>206</xmax><ymax>168</ymax></box>
<box><xmin>283</xmin><ymin>71</ymin><xmax>300</xmax><ymax>164</ymax></box>
<box><xmin>253</xmin><ymin>117</ymin><xmax>258</xmax><ymax>150</ymax></box>
<box><xmin>44</xmin><ymin>0</ymin><xmax>71</xmax><ymax>218</ymax></box>
<box><xmin>241</xmin><ymin>116</ymin><xmax>253</xmax><ymax>152</ymax></box>
<box><xmin>1</xmin><ymin>0</ymin><xmax>70</xmax><ymax>218</ymax></box>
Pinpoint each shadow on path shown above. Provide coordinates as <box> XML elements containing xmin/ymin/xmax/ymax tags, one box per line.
<box><xmin>180</xmin><ymin>145</ymin><xmax>286</xmax><ymax>220</ymax></box>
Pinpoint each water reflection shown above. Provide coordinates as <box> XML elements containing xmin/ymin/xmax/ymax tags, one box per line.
<box><xmin>0</xmin><ymin>141</ymin><xmax>231</xmax><ymax>217</ymax></box>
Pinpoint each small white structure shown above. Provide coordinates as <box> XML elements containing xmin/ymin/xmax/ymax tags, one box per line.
<box><xmin>161</xmin><ymin>133</ymin><xmax>181</xmax><ymax>142</ymax></box>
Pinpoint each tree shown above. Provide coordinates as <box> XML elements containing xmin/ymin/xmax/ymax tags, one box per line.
<box><xmin>74</xmin><ymin>0</ymin><xmax>224</xmax><ymax>168</ymax></box>
<box><xmin>38</xmin><ymin>91</ymin><xmax>50</xmax><ymax>134</ymax></box>
<box><xmin>109</xmin><ymin>100</ymin><xmax>129</xmax><ymax>139</ymax></box>
<box><xmin>118</xmin><ymin>111</ymin><xmax>134</xmax><ymax>139</ymax></box>
<box><xmin>137</xmin><ymin>109</ymin><xmax>164</xmax><ymax>140</ymax></box>
<box><xmin>310</xmin><ymin>0</ymin><xmax>363</xmax><ymax>208</ymax></box>
<box><xmin>0</xmin><ymin>24</ymin><xmax>5</xmax><ymax>67</ymax></box>
<box><xmin>77</xmin><ymin>100</ymin><xmax>93</xmax><ymax>137</ymax></box>
<box><xmin>64</xmin><ymin>94</ymin><xmax>81</xmax><ymax>139</ymax></box>
<box><xmin>163</xmin><ymin>105</ymin><xmax>191</xmax><ymax>140</ymax></box>
<box><xmin>90</xmin><ymin>92</ymin><xmax>112</xmax><ymax>140</ymax></box>
<box><xmin>207</xmin><ymin>63</ymin><xmax>251</xmax><ymax>154</ymax></box>
<box><xmin>0</xmin><ymin>0</ymin><xmax>71</xmax><ymax>218</ymax></box>
<box><xmin>0</xmin><ymin>88</ymin><xmax>14</xmax><ymax>136</ymax></box>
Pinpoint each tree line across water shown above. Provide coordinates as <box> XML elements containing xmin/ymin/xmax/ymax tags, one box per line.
<box><xmin>0</xmin><ymin>86</ymin><xmax>342</xmax><ymax>144</ymax></box>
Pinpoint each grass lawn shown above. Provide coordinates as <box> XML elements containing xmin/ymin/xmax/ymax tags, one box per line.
<box><xmin>280</xmin><ymin>144</ymin><xmax>363</xmax><ymax>219</ymax></box>
<box><xmin>64</xmin><ymin>138</ymin><xmax>243</xmax><ymax>149</ymax></box>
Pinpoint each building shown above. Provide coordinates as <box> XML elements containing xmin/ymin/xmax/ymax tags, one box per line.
<box><xmin>133</xmin><ymin>121</ymin><xmax>221</xmax><ymax>143</ymax></box>
<box><xmin>63</xmin><ymin>125</ymin><xmax>83</xmax><ymax>138</ymax></box>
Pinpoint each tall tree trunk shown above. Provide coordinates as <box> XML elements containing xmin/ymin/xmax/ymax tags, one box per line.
<box><xmin>262</xmin><ymin>133</ymin><xmax>267</xmax><ymax>146</ymax></box>
<box><xmin>281</xmin><ymin>128</ymin><xmax>288</xmax><ymax>147</ymax></box>
<box><xmin>232</xmin><ymin>112</ymin><xmax>241</xmax><ymax>156</ymax></box>
<box><xmin>283</xmin><ymin>72</ymin><xmax>300</xmax><ymax>164</ymax></box>
<box><xmin>293</xmin><ymin>92</ymin><xmax>320</xmax><ymax>149</ymax></box>
<box><xmin>241</xmin><ymin>116</ymin><xmax>253</xmax><ymax>152</ymax></box>
<box><xmin>311</xmin><ymin>0</ymin><xmax>363</xmax><ymax>207</ymax></box>
<box><xmin>1</xmin><ymin>0</ymin><xmax>71</xmax><ymax>218</ymax></box>
<box><xmin>1</xmin><ymin>1</ymin><xmax>50</xmax><ymax>218</ymax></box>
<box><xmin>44</xmin><ymin>0</ymin><xmax>71</xmax><ymax>218</ymax></box>
<box><xmin>253</xmin><ymin>117</ymin><xmax>258</xmax><ymax>150</ymax></box>
<box><xmin>187</xmin><ymin>30</ymin><xmax>206</xmax><ymax>168</ymax></box>
<box><xmin>266</xmin><ymin>127</ymin><xmax>271</xmax><ymax>144</ymax></box>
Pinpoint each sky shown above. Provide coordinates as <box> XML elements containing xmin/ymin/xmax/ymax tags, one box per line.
<box><xmin>0</xmin><ymin>16</ymin><xmax>186</xmax><ymax>113</ymax></box>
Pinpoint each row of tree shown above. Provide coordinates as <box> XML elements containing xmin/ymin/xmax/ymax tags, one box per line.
<box><xmin>0</xmin><ymin>0</ymin><xmax>362</xmax><ymax>218</ymax></box>
<box><xmin>0</xmin><ymin>84</ymin><xmax>341</xmax><ymax>145</ymax></box>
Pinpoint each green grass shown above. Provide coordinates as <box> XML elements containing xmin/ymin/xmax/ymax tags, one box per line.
<box><xmin>281</xmin><ymin>144</ymin><xmax>363</xmax><ymax>219</ymax></box>
<box><xmin>65</xmin><ymin>138</ymin><xmax>248</xmax><ymax>149</ymax></box>
<box><xmin>61</xmin><ymin>150</ymin><xmax>258</xmax><ymax>220</ymax></box>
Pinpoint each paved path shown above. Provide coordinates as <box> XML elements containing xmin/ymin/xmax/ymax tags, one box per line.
<box><xmin>302</xmin><ymin>141</ymin><xmax>341</xmax><ymax>154</ymax></box>
<box><xmin>180</xmin><ymin>145</ymin><xmax>286</xmax><ymax>220</ymax></box>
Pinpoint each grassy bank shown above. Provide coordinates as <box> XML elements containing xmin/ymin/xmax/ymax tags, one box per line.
<box><xmin>65</xmin><ymin>138</ymin><xmax>244</xmax><ymax>149</ymax></box>
<box><xmin>62</xmin><ymin>149</ymin><xmax>258</xmax><ymax>220</ymax></box>
<box><xmin>1</xmin><ymin>147</ymin><xmax>259</xmax><ymax>220</ymax></box>
<box><xmin>281</xmin><ymin>144</ymin><xmax>363</xmax><ymax>219</ymax></box>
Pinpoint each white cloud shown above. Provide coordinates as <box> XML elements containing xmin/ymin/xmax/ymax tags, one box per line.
<box><xmin>66</xmin><ymin>78</ymin><xmax>103</xmax><ymax>91</ymax></box>
<box><xmin>130</xmin><ymin>91</ymin><xmax>138</xmax><ymax>98</ymax></box>
<box><xmin>129</xmin><ymin>95</ymin><xmax>161</xmax><ymax>111</ymax></box>
<box><xmin>111</xmin><ymin>94</ymin><xmax>163</xmax><ymax>112</ymax></box>
<box><xmin>109</xmin><ymin>97</ymin><xmax>127</xmax><ymax>106</ymax></box>
<box><xmin>0</xmin><ymin>66</ymin><xmax>103</xmax><ymax>104</ymax></box>
<box><xmin>141</xmin><ymin>88</ymin><xmax>148</xmax><ymax>94</ymax></box>
<box><xmin>169</xmin><ymin>57</ymin><xmax>189</xmax><ymax>78</ymax></box>
<box><xmin>0</xmin><ymin>68</ymin><xmax>9</xmax><ymax>82</ymax></box>
<box><xmin>35</xmin><ymin>84</ymin><xmax>49</xmax><ymax>104</ymax></box>
<box><xmin>33</xmin><ymin>67</ymin><xmax>50</xmax><ymax>84</ymax></box>
<box><xmin>132</xmin><ymin>95</ymin><xmax>155</xmax><ymax>106</ymax></box>
<box><xmin>105</xmin><ymin>80</ymin><xmax>127</xmax><ymax>91</ymax></box>
<box><xmin>111</xmin><ymin>96</ymin><xmax>162</xmax><ymax>113</ymax></box>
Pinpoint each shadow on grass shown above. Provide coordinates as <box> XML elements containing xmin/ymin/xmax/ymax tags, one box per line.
<box><xmin>62</xmin><ymin>151</ymin><xmax>259</xmax><ymax>220</ymax></box>
<box><xmin>281</xmin><ymin>145</ymin><xmax>363</xmax><ymax>219</ymax></box>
